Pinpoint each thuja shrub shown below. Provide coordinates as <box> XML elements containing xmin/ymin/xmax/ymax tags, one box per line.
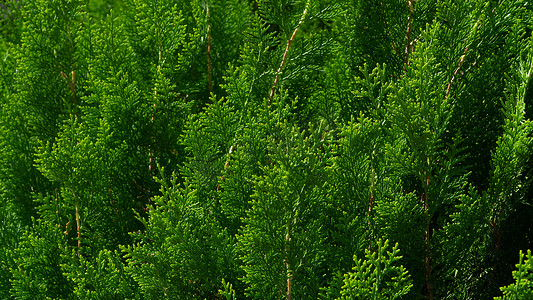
<box><xmin>0</xmin><ymin>0</ymin><xmax>532</xmax><ymax>299</ymax></box>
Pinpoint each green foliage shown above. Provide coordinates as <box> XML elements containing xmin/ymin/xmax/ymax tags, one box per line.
<box><xmin>1</xmin><ymin>0</ymin><xmax>533</xmax><ymax>299</ymax></box>
<box><xmin>62</xmin><ymin>249</ymin><xmax>141</xmax><ymax>299</ymax></box>
<box><xmin>327</xmin><ymin>115</ymin><xmax>382</xmax><ymax>275</ymax></box>
<box><xmin>439</xmin><ymin>40</ymin><xmax>533</xmax><ymax>298</ymax></box>
<box><xmin>0</xmin><ymin>203</ymin><xmax>23</xmax><ymax>300</ymax></box>
<box><xmin>337</xmin><ymin>239</ymin><xmax>412</xmax><ymax>300</ymax></box>
<box><xmin>10</xmin><ymin>219</ymin><xmax>73</xmax><ymax>300</ymax></box>
<box><xmin>123</xmin><ymin>171</ymin><xmax>235</xmax><ymax>299</ymax></box>
<box><xmin>495</xmin><ymin>250</ymin><xmax>533</xmax><ymax>300</ymax></box>
<box><xmin>237</xmin><ymin>107</ymin><xmax>333</xmax><ymax>299</ymax></box>
<box><xmin>219</xmin><ymin>278</ymin><xmax>238</xmax><ymax>300</ymax></box>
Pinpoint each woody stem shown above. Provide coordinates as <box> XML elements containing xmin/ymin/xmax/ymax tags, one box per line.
<box><xmin>269</xmin><ymin>0</ymin><xmax>310</xmax><ymax>104</ymax></box>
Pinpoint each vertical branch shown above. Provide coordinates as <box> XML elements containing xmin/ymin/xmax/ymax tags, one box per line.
<box><xmin>490</xmin><ymin>215</ymin><xmax>502</xmax><ymax>252</ymax></box>
<box><xmin>368</xmin><ymin>167</ymin><xmax>375</xmax><ymax>220</ymax></box>
<box><xmin>206</xmin><ymin>0</ymin><xmax>213</xmax><ymax>96</ymax></box>
<box><xmin>59</xmin><ymin>68</ymin><xmax>76</xmax><ymax>115</ymax></box>
<box><xmin>422</xmin><ymin>157</ymin><xmax>434</xmax><ymax>300</ymax></box>
<box><xmin>489</xmin><ymin>205</ymin><xmax>503</xmax><ymax>285</ymax></box>
<box><xmin>445</xmin><ymin>17</ymin><xmax>482</xmax><ymax>100</ymax></box>
<box><xmin>404</xmin><ymin>0</ymin><xmax>414</xmax><ymax>68</ymax></box>
<box><xmin>445</xmin><ymin>48</ymin><xmax>468</xmax><ymax>100</ymax></box>
<box><xmin>149</xmin><ymin>20</ymin><xmax>164</xmax><ymax>175</ymax></box>
<box><xmin>66</xmin><ymin>23</ymin><xmax>77</xmax><ymax>110</ymax></box>
<box><xmin>70</xmin><ymin>70</ymin><xmax>76</xmax><ymax>104</ymax></box>
<box><xmin>73</xmin><ymin>191</ymin><xmax>81</xmax><ymax>258</ymax></box>
<box><xmin>75</xmin><ymin>204</ymin><xmax>81</xmax><ymax>255</ymax></box>
<box><xmin>269</xmin><ymin>0</ymin><xmax>310</xmax><ymax>104</ymax></box>
<box><xmin>423</xmin><ymin>215</ymin><xmax>433</xmax><ymax>300</ymax></box>
<box><xmin>285</xmin><ymin>224</ymin><xmax>293</xmax><ymax>300</ymax></box>
<box><xmin>149</xmin><ymin>67</ymin><xmax>158</xmax><ymax>174</ymax></box>
<box><xmin>215</xmin><ymin>145</ymin><xmax>233</xmax><ymax>192</ymax></box>
<box><xmin>367</xmin><ymin>166</ymin><xmax>375</xmax><ymax>249</ymax></box>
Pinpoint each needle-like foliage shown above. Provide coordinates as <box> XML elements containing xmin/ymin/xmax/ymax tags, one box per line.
<box><xmin>1</xmin><ymin>0</ymin><xmax>532</xmax><ymax>299</ymax></box>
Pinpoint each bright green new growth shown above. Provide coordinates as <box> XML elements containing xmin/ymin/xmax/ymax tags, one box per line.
<box><xmin>219</xmin><ymin>278</ymin><xmax>238</xmax><ymax>300</ymax></box>
<box><xmin>495</xmin><ymin>250</ymin><xmax>533</xmax><ymax>300</ymax></box>
<box><xmin>338</xmin><ymin>239</ymin><xmax>412</xmax><ymax>300</ymax></box>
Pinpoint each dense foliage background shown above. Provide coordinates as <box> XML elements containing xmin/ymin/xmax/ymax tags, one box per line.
<box><xmin>1</xmin><ymin>0</ymin><xmax>533</xmax><ymax>299</ymax></box>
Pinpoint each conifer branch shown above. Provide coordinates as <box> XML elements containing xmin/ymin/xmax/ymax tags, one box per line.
<box><xmin>445</xmin><ymin>17</ymin><xmax>483</xmax><ymax>100</ymax></box>
<box><xmin>422</xmin><ymin>156</ymin><xmax>435</xmax><ymax>300</ymax></box>
<box><xmin>445</xmin><ymin>47</ymin><xmax>469</xmax><ymax>100</ymax></box>
<box><xmin>59</xmin><ymin>67</ymin><xmax>77</xmax><ymax>112</ymax></box>
<box><xmin>206</xmin><ymin>0</ymin><xmax>213</xmax><ymax>96</ymax></box>
<box><xmin>215</xmin><ymin>144</ymin><xmax>233</xmax><ymax>192</ymax></box>
<box><xmin>285</xmin><ymin>223</ymin><xmax>293</xmax><ymax>300</ymax></box>
<box><xmin>269</xmin><ymin>0</ymin><xmax>310</xmax><ymax>104</ymax></box>
<box><xmin>66</xmin><ymin>23</ymin><xmax>77</xmax><ymax>114</ymax></box>
<box><xmin>149</xmin><ymin>71</ymin><xmax>158</xmax><ymax>174</ymax></box>
<box><xmin>75</xmin><ymin>205</ymin><xmax>81</xmax><ymax>255</ymax></box>
<box><xmin>379</xmin><ymin>1</ymin><xmax>398</xmax><ymax>54</ymax></box>
<box><xmin>423</xmin><ymin>158</ymin><xmax>434</xmax><ymax>299</ymax></box>
<box><xmin>367</xmin><ymin>166</ymin><xmax>375</xmax><ymax>249</ymax></box>
<box><xmin>404</xmin><ymin>0</ymin><xmax>415</xmax><ymax>68</ymax></box>
<box><xmin>74</xmin><ymin>194</ymin><xmax>81</xmax><ymax>258</ymax></box>
<box><xmin>423</xmin><ymin>220</ymin><xmax>433</xmax><ymax>299</ymax></box>
<box><xmin>149</xmin><ymin>30</ymin><xmax>164</xmax><ymax>174</ymax></box>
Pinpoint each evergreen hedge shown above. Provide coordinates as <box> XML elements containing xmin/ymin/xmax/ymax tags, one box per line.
<box><xmin>1</xmin><ymin>0</ymin><xmax>532</xmax><ymax>298</ymax></box>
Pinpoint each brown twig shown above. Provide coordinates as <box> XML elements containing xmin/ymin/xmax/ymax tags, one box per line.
<box><xmin>285</xmin><ymin>226</ymin><xmax>293</xmax><ymax>300</ymax></box>
<box><xmin>445</xmin><ymin>46</ymin><xmax>469</xmax><ymax>100</ymax></box>
<box><xmin>404</xmin><ymin>0</ymin><xmax>415</xmax><ymax>68</ymax></box>
<box><xmin>74</xmin><ymin>198</ymin><xmax>81</xmax><ymax>257</ymax></box>
<box><xmin>269</xmin><ymin>0</ymin><xmax>310</xmax><ymax>104</ymax></box>
<box><xmin>445</xmin><ymin>17</ymin><xmax>483</xmax><ymax>100</ymax></box>
<box><xmin>215</xmin><ymin>145</ymin><xmax>233</xmax><ymax>192</ymax></box>
<box><xmin>59</xmin><ymin>68</ymin><xmax>76</xmax><ymax>109</ymax></box>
